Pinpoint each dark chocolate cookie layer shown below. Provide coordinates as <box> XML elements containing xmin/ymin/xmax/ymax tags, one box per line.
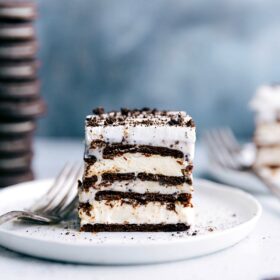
<box><xmin>102</xmin><ymin>143</ymin><xmax>184</xmax><ymax>159</ymax></box>
<box><xmin>82</xmin><ymin>173</ymin><xmax>192</xmax><ymax>190</ymax></box>
<box><xmin>94</xmin><ymin>191</ymin><xmax>192</xmax><ymax>204</ymax></box>
<box><xmin>81</xmin><ymin>223</ymin><xmax>190</xmax><ymax>232</ymax></box>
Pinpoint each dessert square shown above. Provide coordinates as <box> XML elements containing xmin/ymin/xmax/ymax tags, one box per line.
<box><xmin>251</xmin><ymin>85</ymin><xmax>280</xmax><ymax>182</ymax></box>
<box><xmin>79</xmin><ymin>108</ymin><xmax>196</xmax><ymax>232</ymax></box>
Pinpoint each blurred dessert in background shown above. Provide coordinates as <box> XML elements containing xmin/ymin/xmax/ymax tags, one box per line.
<box><xmin>0</xmin><ymin>1</ymin><xmax>46</xmax><ymax>187</ymax></box>
<box><xmin>250</xmin><ymin>85</ymin><xmax>280</xmax><ymax>183</ymax></box>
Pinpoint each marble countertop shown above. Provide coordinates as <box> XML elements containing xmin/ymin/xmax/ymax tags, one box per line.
<box><xmin>1</xmin><ymin>138</ymin><xmax>280</xmax><ymax>280</ymax></box>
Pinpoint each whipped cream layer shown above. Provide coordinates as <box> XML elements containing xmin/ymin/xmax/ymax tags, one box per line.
<box><xmin>255</xmin><ymin>146</ymin><xmax>280</xmax><ymax>166</ymax></box>
<box><xmin>79</xmin><ymin>201</ymin><xmax>194</xmax><ymax>225</ymax></box>
<box><xmin>85</xmin><ymin>153</ymin><xmax>189</xmax><ymax>177</ymax></box>
<box><xmin>255</xmin><ymin>123</ymin><xmax>280</xmax><ymax>146</ymax></box>
<box><xmin>250</xmin><ymin>85</ymin><xmax>280</xmax><ymax>123</ymax></box>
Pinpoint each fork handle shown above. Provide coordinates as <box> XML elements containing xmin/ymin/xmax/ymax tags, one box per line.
<box><xmin>0</xmin><ymin>211</ymin><xmax>51</xmax><ymax>225</ymax></box>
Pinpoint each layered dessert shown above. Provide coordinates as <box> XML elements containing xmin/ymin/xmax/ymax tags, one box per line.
<box><xmin>78</xmin><ymin>108</ymin><xmax>196</xmax><ymax>232</ymax></box>
<box><xmin>250</xmin><ymin>85</ymin><xmax>280</xmax><ymax>182</ymax></box>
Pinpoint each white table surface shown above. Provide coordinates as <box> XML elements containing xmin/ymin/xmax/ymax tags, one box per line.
<box><xmin>1</xmin><ymin>138</ymin><xmax>280</xmax><ymax>280</ymax></box>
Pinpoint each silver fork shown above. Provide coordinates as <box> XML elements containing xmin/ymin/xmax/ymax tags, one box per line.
<box><xmin>0</xmin><ymin>163</ymin><xmax>83</xmax><ymax>225</ymax></box>
<box><xmin>204</xmin><ymin>127</ymin><xmax>280</xmax><ymax>201</ymax></box>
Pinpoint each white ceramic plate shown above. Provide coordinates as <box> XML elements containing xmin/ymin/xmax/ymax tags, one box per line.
<box><xmin>0</xmin><ymin>179</ymin><xmax>261</xmax><ymax>265</ymax></box>
<box><xmin>207</xmin><ymin>162</ymin><xmax>267</xmax><ymax>194</ymax></box>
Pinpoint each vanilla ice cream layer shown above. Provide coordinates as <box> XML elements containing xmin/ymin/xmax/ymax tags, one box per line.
<box><xmin>85</xmin><ymin>125</ymin><xmax>195</xmax><ymax>161</ymax></box>
<box><xmin>255</xmin><ymin>123</ymin><xmax>280</xmax><ymax>146</ymax></box>
<box><xmin>255</xmin><ymin>146</ymin><xmax>280</xmax><ymax>166</ymax></box>
<box><xmin>85</xmin><ymin>153</ymin><xmax>189</xmax><ymax>177</ymax></box>
<box><xmin>79</xmin><ymin>201</ymin><xmax>194</xmax><ymax>225</ymax></box>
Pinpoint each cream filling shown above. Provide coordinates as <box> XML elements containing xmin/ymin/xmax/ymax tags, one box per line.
<box><xmin>79</xmin><ymin>201</ymin><xmax>194</xmax><ymax>225</ymax></box>
<box><xmin>255</xmin><ymin>146</ymin><xmax>280</xmax><ymax>166</ymax></box>
<box><xmin>0</xmin><ymin>7</ymin><xmax>34</xmax><ymax>17</ymax></box>
<box><xmin>79</xmin><ymin>180</ymin><xmax>193</xmax><ymax>203</ymax></box>
<box><xmin>85</xmin><ymin>153</ymin><xmax>188</xmax><ymax>177</ymax></box>
<box><xmin>2</xmin><ymin>65</ymin><xmax>33</xmax><ymax>76</ymax></box>
<box><xmin>0</xmin><ymin>26</ymin><xmax>34</xmax><ymax>38</ymax></box>
<box><xmin>255</xmin><ymin>123</ymin><xmax>280</xmax><ymax>146</ymax></box>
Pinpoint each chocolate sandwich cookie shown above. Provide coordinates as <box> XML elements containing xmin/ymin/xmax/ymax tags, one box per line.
<box><xmin>0</xmin><ymin>40</ymin><xmax>37</xmax><ymax>60</ymax></box>
<box><xmin>0</xmin><ymin>79</ymin><xmax>40</xmax><ymax>99</ymax></box>
<box><xmin>0</xmin><ymin>1</ymin><xmax>36</xmax><ymax>22</ymax></box>
<box><xmin>0</xmin><ymin>97</ymin><xmax>46</xmax><ymax>119</ymax></box>
<box><xmin>0</xmin><ymin>151</ymin><xmax>32</xmax><ymax>171</ymax></box>
<box><xmin>0</xmin><ymin>136</ymin><xmax>32</xmax><ymax>154</ymax></box>
<box><xmin>0</xmin><ymin>170</ymin><xmax>34</xmax><ymax>187</ymax></box>
<box><xmin>0</xmin><ymin>119</ymin><xmax>36</xmax><ymax>135</ymax></box>
<box><xmin>0</xmin><ymin>23</ymin><xmax>35</xmax><ymax>40</ymax></box>
<box><xmin>0</xmin><ymin>60</ymin><xmax>38</xmax><ymax>79</ymax></box>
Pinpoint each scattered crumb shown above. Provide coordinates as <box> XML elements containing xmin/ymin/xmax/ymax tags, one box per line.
<box><xmin>192</xmin><ymin>230</ymin><xmax>198</xmax><ymax>236</ymax></box>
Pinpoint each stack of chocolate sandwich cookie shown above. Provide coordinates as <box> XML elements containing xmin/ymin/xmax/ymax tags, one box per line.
<box><xmin>0</xmin><ymin>1</ymin><xmax>45</xmax><ymax>187</ymax></box>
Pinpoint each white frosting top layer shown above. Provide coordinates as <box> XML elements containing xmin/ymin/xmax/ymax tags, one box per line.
<box><xmin>79</xmin><ymin>200</ymin><xmax>194</xmax><ymax>225</ymax></box>
<box><xmin>250</xmin><ymin>85</ymin><xmax>280</xmax><ymax>123</ymax></box>
<box><xmin>86</xmin><ymin>110</ymin><xmax>193</xmax><ymax>127</ymax></box>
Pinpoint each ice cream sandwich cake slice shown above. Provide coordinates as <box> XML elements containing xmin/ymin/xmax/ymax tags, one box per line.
<box><xmin>79</xmin><ymin>108</ymin><xmax>196</xmax><ymax>232</ymax></box>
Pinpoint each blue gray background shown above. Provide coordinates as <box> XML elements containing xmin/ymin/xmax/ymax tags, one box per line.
<box><xmin>36</xmin><ymin>0</ymin><xmax>280</xmax><ymax>138</ymax></box>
